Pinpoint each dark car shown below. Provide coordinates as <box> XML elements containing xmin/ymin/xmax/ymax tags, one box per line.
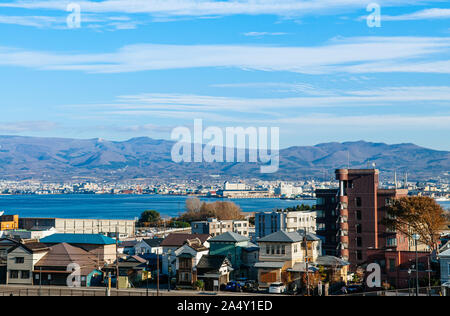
<box><xmin>243</xmin><ymin>280</ymin><xmax>259</xmax><ymax>293</ymax></box>
<box><xmin>224</xmin><ymin>281</ymin><xmax>242</xmax><ymax>292</ymax></box>
<box><xmin>346</xmin><ymin>284</ymin><xmax>364</xmax><ymax>294</ymax></box>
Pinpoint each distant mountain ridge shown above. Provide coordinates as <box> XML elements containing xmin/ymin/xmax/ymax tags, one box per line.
<box><xmin>0</xmin><ymin>135</ymin><xmax>448</xmax><ymax>181</ymax></box>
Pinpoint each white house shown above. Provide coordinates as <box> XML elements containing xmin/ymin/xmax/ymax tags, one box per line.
<box><xmin>134</xmin><ymin>238</ymin><xmax>163</xmax><ymax>255</ymax></box>
<box><xmin>6</xmin><ymin>242</ymin><xmax>48</xmax><ymax>285</ymax></box>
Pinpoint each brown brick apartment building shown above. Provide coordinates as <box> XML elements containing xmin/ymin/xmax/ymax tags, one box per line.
<box><xmin>334</xmin><ymin>169</ymin><xmax>410</xmax><ymax>269</ymax></box>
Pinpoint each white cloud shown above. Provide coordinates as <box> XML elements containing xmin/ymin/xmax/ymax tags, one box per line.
<box><xmin>382</xmin><ymin>8</ymin><xmax>450</xmax><ymax>21</ymax></box>
<box><xmin>243</xmin><ymin>32</ymin><xmax>288</xmax><ymax>37</ymax></box>
<box><xmin>0</xmin><ymin>0</ymin><xmax>440</xmax><ymax>17</ymax></box>
<box><xmin>0</xmin><ymin>121</ymin><xmax>58</xmax><ymax>133</ymax></box>
<box><xmin>0</xmin><ymin>36</ymin><xmax>448</xmax><ymax>74</ymax></box>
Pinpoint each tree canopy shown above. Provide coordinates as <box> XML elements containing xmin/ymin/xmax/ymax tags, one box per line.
<box><xmin>383</xmin><ymin>196</ymin><xmax>446</xmax><ymax>250</ymax></box>
<box><xmin>180</xmin><ymin>197</ymin><xmax>244</xmax><ymax>222</ymax></box>
<box><xmin>138</xmin><ymin>210</ymin><xmax>161</xmax><ymax>224</ymax></box>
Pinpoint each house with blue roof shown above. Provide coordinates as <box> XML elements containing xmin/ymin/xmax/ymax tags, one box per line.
<box><xmin>40</xmin><ymin>234</ymin><xmax>117</xmax><ymax>264</ymax></box>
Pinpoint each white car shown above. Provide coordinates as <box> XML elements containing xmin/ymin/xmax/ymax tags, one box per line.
<box><xmin>268</xmin><ymin>282</ymin><xmax>286</xmax><ymax>294</ymax></box>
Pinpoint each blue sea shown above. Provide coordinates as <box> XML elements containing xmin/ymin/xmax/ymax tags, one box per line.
<box><xmin>0</xmin><ymin>194</ymin><xmax>316</xmax><ymax>220</ymax></box>
<box><xmin>0</xmin><ymin>195</ymin><xmax>448</xmax><ymax>220</ymax></box>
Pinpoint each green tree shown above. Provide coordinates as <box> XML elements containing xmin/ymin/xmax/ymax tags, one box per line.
<box><xmin>139</xmin><ymin>210</ymin><xmax>161</xmax><ymax>224</ymax></box>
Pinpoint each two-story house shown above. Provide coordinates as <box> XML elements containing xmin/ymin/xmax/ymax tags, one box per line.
<box><xmin>175</xmin><ymin>238</ymin><xmax>209</xmax><ymax>287</ymax></box>
<box><xmin>6</xmin><ymin>241</ymin><xmax>48</xmax><ymax>285</ymax></box>
<box><xmin>255</xmin><ymin>230</ymin><xmax>322</xmax><ymax>288</ymax></box>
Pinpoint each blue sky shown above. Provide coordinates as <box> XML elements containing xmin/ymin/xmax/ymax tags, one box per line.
<box><xmin>0</xmin><ymin>0</ymin><xmax>449</xmax><ymax>150</ymax></box>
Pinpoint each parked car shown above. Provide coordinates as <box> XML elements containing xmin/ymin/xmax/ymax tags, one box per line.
<box><xmin>224</xmin><ymin>281</ymin><xmax>242</xmax><ymax>292</ymax></box>
<box><xmin>243</xmin><ymin>280</ymin><xmax>259</xmax><ymax>293</ymax></box>
<box><xmin>269</xmin><ymin>282</ymin><xmax>286</xmax><ymax>294</ymax></box>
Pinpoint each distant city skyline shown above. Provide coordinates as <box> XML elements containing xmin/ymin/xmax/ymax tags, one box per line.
<box><xmin>0</xmin><ymin>1</ymin><xmax>449</xmax><ymax>150</ymax></box>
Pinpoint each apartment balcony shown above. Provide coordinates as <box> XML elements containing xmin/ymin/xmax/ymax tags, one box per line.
<box><xmin>340</xmin><ymin>222</ymin><xmax>349</xmax><ymax>231</ymax></box>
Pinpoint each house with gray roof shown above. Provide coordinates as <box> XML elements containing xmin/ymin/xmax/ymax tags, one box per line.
<box><xmin>255</xmin><ymin>230</ymin><xmax>322</xmax><ymax>288</ymax></box>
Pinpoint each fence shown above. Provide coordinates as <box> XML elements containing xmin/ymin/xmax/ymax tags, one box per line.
<box><xmin>338</xmin><ymin>286</ymin><xmax>444</xmax><ymax>296</ymax></box>
<box><xmin>0</xmin><ymin>287</ymin><xmax>159</xmax><ymax>297</ymax></box>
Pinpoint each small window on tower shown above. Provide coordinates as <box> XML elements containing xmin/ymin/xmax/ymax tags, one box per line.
<box><xmin>356</xmin><ymin>197</ymin><xmax>362</xmax><ymax>207</ymax></box>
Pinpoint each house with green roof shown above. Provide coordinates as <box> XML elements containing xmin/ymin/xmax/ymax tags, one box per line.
<box><xmin>208</xmin><ymin>231</ymin><xmax>252</xmax><ymax>278</ymax></box>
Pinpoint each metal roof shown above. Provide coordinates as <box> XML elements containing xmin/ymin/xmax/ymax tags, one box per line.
<box><xmin>40</xmin><ymin>233</ymin><xmax>117</xmax><ymax>245</ymax></box>
<box><xmin>209</xmin><ymin>231</ymin><xmax>249</xmax><ymax>243</ymax></box>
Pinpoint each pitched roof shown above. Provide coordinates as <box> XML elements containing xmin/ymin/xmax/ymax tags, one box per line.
<box><xmin>142</xmin><ymin>238</ymin><xmax>164</xmax><ymax>248</ymax></box>
<box><xmin>209</xmin><ymin>231</ymin><xmax>249</xmax><ymax>243</ymax></box>
<box><xmin>35</xmin><ymin>243</ymin><xmax>99</xmax><ymax>274</ymax></box>
<box><xmin>257</xmin><ymin>230</ymin><xmax>321</xmax><ymax>243</ymax></box>
<box><xmin>315</xmin><ymin>256</ymin><xmax>350</xmax><ymax>267</ymax></box>
<box><xmin>160</xmin><ymin>233</ymin><xmax>210</xmax><ymax>247</ymax></box>
<box><xmin>40</xmin><ymin>234</ymin><xmax>117</xmax><ymax>245</ymax></box>
<box><xmin>197</xmin><ymin>255</ymin><xmax>230</xmax><ymax>272</ymax></box>
<box><xmin>439</xmin><ymin>248</ymin><xmax>450</xmax><ymax>257</ymax></box>
<box><xmin>257</xmin><ymin>230</ymin><xmax>303</xmax><ymax>243</ymax></box>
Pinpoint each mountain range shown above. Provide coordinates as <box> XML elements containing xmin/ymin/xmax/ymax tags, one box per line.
<box><xmin>0</xmin><ymin>135</ymin><xmax>448</xmax><ymax>181</ymax></box>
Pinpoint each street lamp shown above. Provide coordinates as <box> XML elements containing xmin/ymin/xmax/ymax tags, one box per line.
<box><xmin>412</xmin><ymin>234</ymin><xmax>420</xmax><ymax>296</ymax></box>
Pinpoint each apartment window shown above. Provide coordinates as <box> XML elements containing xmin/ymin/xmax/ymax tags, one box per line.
<box><xmin>389</xmin><ymin>259</ymin><xmax>396</xmax><ymax>273</ymax></box>
<box><xmin>9</xmin><ymin>270</ymin><xmax>19</xmax><ymax>279</ymax></box>
<box><xmin>271</xmin><ymin>245</ymin><xmax>275</xmax><ymax>255</ymax></box>
<box><xmin>276</xmin><ymin>245</ymin><xmax>280</xmax><ymax>255</ymax></box>
<box><xmin>316</xmin><ymin>198</ymin><xmax>325</xmax><ymax>206</ymax></box>
<box><xmin>21</xmin><ymin>270</ymin><xmax>30</xmax><ymax>279</ymax></box>
<box><xmin>356</xmin><ymin>210</ymin><xmax>362</xmax><ymax>221</ymax></box>
<box><xmin>356</xmin><ymin>251</ymin><xmax>363</xmax><ymax>261</ymax></box>
<box><xmin>356</xmin><ymin>224</ymin><xmax>362</xmax><ymax>234</ymax></box>
<box><xmin>15</xmin><ymin>257</ymin><xmax>24</xmax><ymax>264</ymax></box>
<box><xmin>281</xmin><ymin>245</ymin><xmax>285</xmax><ymax>255</ymax></box>
<box><xmin>266</xmin><ymin>245</ymin><xmax>270</xmax><ymax>255</ymax></box>
<box><xmin>356</xmin><ymin>237</ymin><xmax>362</xmax><ymax>248</ymax></box>
<box><xmin>356</xmin><ymin>197</ymin><xmax>362</xmax><ymax>207</ymax></box>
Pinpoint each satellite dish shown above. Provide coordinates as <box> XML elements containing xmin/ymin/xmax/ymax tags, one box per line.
<box><xmin>372</xmin><ymin>163</ymin><xmax>376</xmax><ymax>168</ymax></box>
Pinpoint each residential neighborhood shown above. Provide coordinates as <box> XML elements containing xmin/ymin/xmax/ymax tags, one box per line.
<box><xmin>0</xmin><ymin>168</ymin><xmax>449</xmax><ymax>297</ymax></box>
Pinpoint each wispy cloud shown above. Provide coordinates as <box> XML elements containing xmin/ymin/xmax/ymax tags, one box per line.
<box><xmin>382</xmin><ymin>8</ymin><xmax>450</xmax><ymax>21</ymax></box>
<box><xmin>243</xmin><ymin>32</ymin><xmax>288</xmax><ymax>37</ymax></box>
<box><xmin>0</xmin><ymin>121</ymin><xmax>58</xmax><ymax>133</ymax></box>
<box><xmin>0</xmin><ymin>36</ymin><xmax>448</xmax><ymax>74</ymax></box>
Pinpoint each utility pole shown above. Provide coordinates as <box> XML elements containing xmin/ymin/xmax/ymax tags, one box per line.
<box><xmin>115</xmin><ymin>226</ymin><xmax>119</xmax><ymax>290</ymax></box>
<box><xmin>157</xmin><ymin>250</ymin><xmax>160</xmax><ymax>296</ymax></box>
<box><xmin>303</xmin><ymin>229</ymin><xmax>310</xmax><ymax>296</ymax></box>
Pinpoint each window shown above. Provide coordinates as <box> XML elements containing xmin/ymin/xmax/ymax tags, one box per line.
<box><xmin>356</xmin><ymin>210</ymin><xmax>362</xmax><ymax>221</ymax></box>
<box><xmin>356</xmin><ymin>197</ymin><xmax>362</xmax><ymax>207</ymax></box>
<box><xmin>356</xmin><ymin>224</ymin><xmax>362</xmax><ymax>234</ymax></box>
<box><xmin>448</xmin><ymin>263</ymin><xmax>450</xmax><ymax>276</ymax></box>
<box><xmin>15</xmin><ymin>257</ymin><xmax>24</xmax><ymax>264</ymax></box>
<box><xmin>281</xmin><ymin>245</ymin><xmax>285</xmax><ymax>255</ymax></box>
<box><xmin>389</xmin><ymin>259</ymin><xmax>396</xmax><ymax>273</ymax></box>
<box><xmin>21</xmin><ymin>270</ymin><xmax>30</xmax><ymax>279</ymax></box>
<box><xmin>9</xmin><ymin>270</ymin><xmax>19</xmax><ymax>279</ymax></box>
<box><xmin>316</xmin><ymin>198</ymin><xmax>325</xmax><ymax>205</ymax></box>
<box><xmin>356</xmin><ymin>237</ymin><xmax>362</xmax><ymax>248</ymax></box>
<box><xmin>356</xmin><ymin>251</ymin><xmax>363</xmax><ymax>261</ymax></box>
<box><xmin>266</xmin><ymin>245</ymin><xmax>270</xmax><ymax>255</ymax></box>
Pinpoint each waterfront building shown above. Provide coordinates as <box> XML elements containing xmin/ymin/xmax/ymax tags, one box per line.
<box><xmin>255</xmin><ymin>210</ymin><xmax>316</xmax><ymax>239</ymax></box>
<box><xmin>19</xmin><ymin>217</ymin><xmax>135</xmax><ymax>237</ymax></box>
<box><xmin>191</xmin><ymin>218</ymin><xmax>249</xmax><ymax>237</ymax></box>
<box><xmin>0</xmin><ymin>214</ymin><xmax>19</xmax><ymax>231</ymax></box>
